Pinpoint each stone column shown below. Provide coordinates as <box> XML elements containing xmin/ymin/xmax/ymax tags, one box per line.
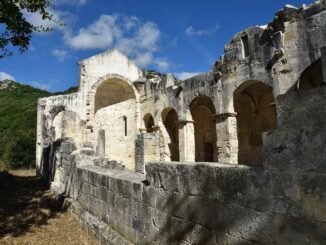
<box><xmin>214</xmin><ymin>113</ymin><xmax>238</xmax><ymax>164</ymax></box>
<box><xmin>96</xmin><ymin>129</ymin><xmax>105</xmax><ymax>157</ymax></box>
<box><xmin>321</xmin><ymin>46</ymin><xmax>326</xmax><ymax>84</ymax></box>
<box><xmin>178</xmin><ymin>120</ymin><xmax>195</xmax><ymax>162</ymax></box>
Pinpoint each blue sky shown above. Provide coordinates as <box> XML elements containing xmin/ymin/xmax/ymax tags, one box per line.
<box><xmin>0</xmin><ymin>0</ymin><xmax>313</xmax><ymax>92</ymax></box>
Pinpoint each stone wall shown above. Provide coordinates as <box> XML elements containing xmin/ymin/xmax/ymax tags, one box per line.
<box><xmin>54</xmin><ymin>88</ymin><xmax>326</xmax><ymax>244</ymax></box>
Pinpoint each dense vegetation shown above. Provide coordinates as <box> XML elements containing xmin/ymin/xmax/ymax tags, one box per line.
<box><xmin>0</xmin><ymin>80</ymin><xmax>77</xmax><ymax>169</ymax></box>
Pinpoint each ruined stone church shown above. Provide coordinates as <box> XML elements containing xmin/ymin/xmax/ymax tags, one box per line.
<box><xmin>37</xmin><ymin>1</ymin><xmax>326</xmax><ymax>244</ymax></box>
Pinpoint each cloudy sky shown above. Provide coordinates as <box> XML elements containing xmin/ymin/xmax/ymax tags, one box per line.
<box><xmin>0</xmin><ymin>0</ymin><xmax>311</xmax><ymax>92</ymax></box>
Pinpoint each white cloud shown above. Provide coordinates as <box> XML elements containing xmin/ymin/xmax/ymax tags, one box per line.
<box><xmin>65</xmin><ymin>14</ymin><xmax>162</xmax><ymax>68</ymax></box>
<box><xmin>133</xmin><ymin>52</ymin><xmax>154</xmax><ymax>68</ymax></box>
<box><xmin>23</xmin><ymin>9</ymin><xmax>75</xmax><ymax>34</ymax></box>
<box><xmin>174</xmin><ymin>72</ymin><xmax>202</xmax><ymax>80</ymax></box>
<box><xmin>52</xmin><ymin>49</ymin><xmax>68</xmax><ymax>61</ymax></box>
<box><xmin>154</xmin><ymin>57</ymin><xmax>170</xmax><ymax>71</ymax></box>
<box><xmin>185</xmin><ymin>24</ymin><xmax>220</xmax><ymax>36</ymax></box>
<box><xmin>65</xmin><ymin>15</ymin><xmax>119</xmax><ymax>49</ymax></box>
<box><xmin>0</xmin><ymin>72</ymin><xmax>15</xmax><ymax>81</ymax></box>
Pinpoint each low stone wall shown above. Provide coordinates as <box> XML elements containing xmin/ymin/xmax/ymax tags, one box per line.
<box><xmin>61</xmin><ymin>160</ymin><xmax>326</xmax><ymax>244</ymax></box>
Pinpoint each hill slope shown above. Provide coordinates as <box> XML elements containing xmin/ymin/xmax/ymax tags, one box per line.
<box><xmin>0</xmin><ymin>80</ymin><xmax>77</xmax><ymax>168</ymax></box>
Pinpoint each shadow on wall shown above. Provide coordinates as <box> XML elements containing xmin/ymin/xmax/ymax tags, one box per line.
<box><xmin>143</xmin><ymin>165</ymin><xmax>274</xmax><ymax>244</ymax></box>
<box><xmin>143</xmin><ymin>161</ymin><xmax>326</xmax><ymax>244</ymax></box>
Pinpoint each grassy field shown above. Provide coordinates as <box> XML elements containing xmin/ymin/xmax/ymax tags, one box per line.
<box><xmin>0</xmin><ymin>169</ymin><xmax>97</xmax><ymax>245</ymax></box>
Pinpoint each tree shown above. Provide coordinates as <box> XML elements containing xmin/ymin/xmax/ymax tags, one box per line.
<box><xmin>0</xmin><ymin>0</ymin><xmax>55</xmax><ymax>58</ymax></box>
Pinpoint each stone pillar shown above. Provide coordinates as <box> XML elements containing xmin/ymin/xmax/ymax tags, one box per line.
<box><xmin>178</xmin><ymin>120</ymin><xmax>195</xmax><ymax>162</ymax></box>
<box><xmin>96</xmin><ymin>129</ymin><xmax>105</xmax><ymax>157</ymax></box>
<box><xmin>135</xmin><ymin>132</ymin><xmax>160</xmax><ymax>173</ymax></box>
<box><xmin>321</xmin><ymin>46</ymin><xmax>326</xmax><ymax>84</ymax></box>
<box><xmin>214</xmin><ymin>113</ymin><xmax>238</xmax><ymax>164</ymax></box>
<box><xmin>36</xmin><ymin>101</ymin><xmax>46</xmax><ymax>175</ymax></box>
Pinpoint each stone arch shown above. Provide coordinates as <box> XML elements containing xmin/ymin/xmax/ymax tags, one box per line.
<box><xmin>190</xmin><ymin>96</ymin><xmax>217</xmax><ymax>162</ymax></box>
<box><xmin>234</xmin><ymin>80</ymin><xmax>276</xmax><ymax>166</ymax></box>
<box><xmin>161</xmin><ymin>107</ymin><xmax>179</xmax><ymax>161</ymax></box>
<box><xmin>297</xmin><ymin>59</ymin><xmax>325</xmax><ymax>90</ymax></box>
<box><xmin>143</xmin><ymin>113</ymin><xmax>155</xmax><ymax>133</ymax></box>
<box><xmin>88</xmin><ymin>74</ymin><xmax>140</xmax><ymax>121</ymax></box>
<box><xmin>94</xmin><ymin>79</ymin><xmax>136</xmax><ymax>114</ymax></box>
<box><xmin>90</xmin><ymin>75</ymin><xmax>139</xmax><ymax>170</ymax></box>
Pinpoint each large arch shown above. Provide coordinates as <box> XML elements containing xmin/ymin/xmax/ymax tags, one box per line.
<box><xmin>161</xmin><ymin>107</ymin><xmax>179</xmax><ymax>161</ymax></box>
<box><xmin>91</xmin><ymin>76</ymin><xmax>138</xmax><ymax>170</ymax></box>
<box><xmin>190</xmin><ymin>96</ymin><xmax>217</xmax><ymax>162</ymax></box>
<box><xmin>94</xmin><ymin>78</ymin><xmax>136</xmax><ymax>114</ymax></box>
<box><xmin>297</xmin><ymin>59</ymin><xmax>325</xmax><ymax>90</ymax></box>
<box><xmin>234</xmin><ymin>81</ymin><xmax>276</xmax><ymax>166</ymax></box>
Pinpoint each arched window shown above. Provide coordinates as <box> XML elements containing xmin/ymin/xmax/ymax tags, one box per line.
<box><xmin>143</xmin><ymin>114</ymin><xmax>154</xmax><ymax>133</ymax></box>
<box><xmin>234</xmin><ymin>81</ymin><xmax>276</xmax><ymax>165</ymax></box>
<box><xmin>190</xmin><ymin>96</ymin><xmax>217</xmax><ymax>162</ymax></box>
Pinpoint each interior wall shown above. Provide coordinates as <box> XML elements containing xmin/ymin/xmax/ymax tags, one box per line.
<box><xmin>234</xmin><ymin>81</ymin><xmax>276</xmax><ymax>166</ymax></box>
<box><xmin>52</xmin><ymin>110</ymin><xmax>83</xmax><ymax>147</ymax></box>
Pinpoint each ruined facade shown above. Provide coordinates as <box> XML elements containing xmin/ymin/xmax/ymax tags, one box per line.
<box><xmin>37</xmin><ymin>1</ymin><xmax>326</xmax><ymax>244</ymax></box>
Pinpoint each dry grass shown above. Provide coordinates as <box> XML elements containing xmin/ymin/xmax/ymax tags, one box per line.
<box><xmin>0</xmin><ymin>169</ymin><xmax>97</xmax><ymax>245</ymax></box>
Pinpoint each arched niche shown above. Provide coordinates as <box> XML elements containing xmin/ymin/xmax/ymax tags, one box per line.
<box><xmin>92</xmin><ymin>78</ymin><xmax>137</xmax><ymax>170</ymax></box>
<box><xmin>94</xmin><ymin>78</ymin><xmax>136</xmax><ymax>114</ymax></box>
<box><xmin>161</xmin><ymin>107</ymin><xmax>179</xmax><ymax>161</ymax></box>
<box><xmin>297</xmin><ymin>59</ymin><xmax>325</xmax><ymax>90</ymax></box>
<box><xmin>190</xmin><ymin>96</ymin><xmax>217</xmax><ymax>162</ymax></box>
<box><xmin>234</xmin><ymin>81</ymin><xmax>276</xmax><ymax>166</ymax></box>
<box><xmin>143</xmin><ymin>113</ymin><xmax>155</xmax><ymax>133</ymax></box>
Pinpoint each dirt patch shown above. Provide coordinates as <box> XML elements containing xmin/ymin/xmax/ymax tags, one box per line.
<box><xmin>0</xmin><ymin>169</ymin><xmax>97</xmax><ymax>245</ymax></box>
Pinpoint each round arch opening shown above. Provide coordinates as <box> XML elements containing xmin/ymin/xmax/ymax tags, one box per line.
<box><xmin>161</xmin><ymin>108</ymin><xmax>179</xmax><ymax>161</ymax></box>
<box><xmin>234</xmin><ymin>81</ymin><xmax>276</xmax><ymax>166</ymax></box>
